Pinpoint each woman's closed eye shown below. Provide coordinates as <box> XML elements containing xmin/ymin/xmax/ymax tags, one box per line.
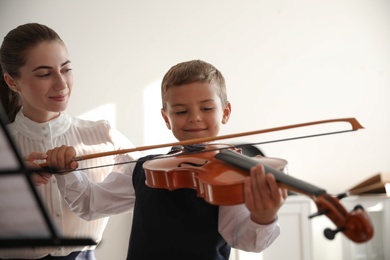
<box><xmin>36</xmin><ymin>72</ymin><xmax>51</xmax><ymax>78</ymax></box>
<box><xmin>61</xmin><ymin>67</ymin><xmax>72</xmax><ymax>74</ymax></box>
<box><xmin>35</xmin><ymin>68</ymin><xmax>72</xmax><ymax>78</ymax></box>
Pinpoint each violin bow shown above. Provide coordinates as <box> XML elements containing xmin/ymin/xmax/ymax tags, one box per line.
<box><xmin>38</xmin><ymin>117</ymin><xmax>363</xmax><ymax>168</ymax></box>
<box><xmin>73</xmin><ymin>117</ymin><xmax>363</xmax><ymax>161</ymax></box>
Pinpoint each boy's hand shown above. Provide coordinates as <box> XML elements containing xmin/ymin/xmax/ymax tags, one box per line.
<box><xmin>244</xmin><ymin>164</ymin><xmax>287</xmax><ymax>225</ymax></box>
<box><xmin>46</xmin><ymin>145</ymin><xmax>79</xmax><ymax>172</ymax></box>
<box><xmin>24</xmin><ymin>152</ymin><xmax>52</xmax><ymax>186</ymax></box>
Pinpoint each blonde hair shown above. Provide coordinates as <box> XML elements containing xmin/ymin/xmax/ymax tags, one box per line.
<box><xmin>161</xmin><ymin>60</ymin><xmax>228</xmax><ymax>110</ymax></box>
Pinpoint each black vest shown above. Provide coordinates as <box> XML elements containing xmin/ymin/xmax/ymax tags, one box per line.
<box><xmin>126</xmin><ymin>155</ymin><xmax>231</xmax><ymax>260</ymax></box>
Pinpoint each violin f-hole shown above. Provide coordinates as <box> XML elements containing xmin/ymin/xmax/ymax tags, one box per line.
<box><xmin>177</xmin><ymin>161</ymin><xmax>208</xmax><ymax>168</ymax></box>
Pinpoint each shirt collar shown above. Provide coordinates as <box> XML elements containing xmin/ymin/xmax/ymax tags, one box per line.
<box><xmin>12</xmin><ymin>110</ymin><xmax>72</xmax><ymax>141</ymax></box>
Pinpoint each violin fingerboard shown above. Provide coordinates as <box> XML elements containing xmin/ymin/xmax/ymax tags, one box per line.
<box><xmin>215</xmin><ymin>150</ymin><xmax>326</xmax><ymax>197</ymax></box>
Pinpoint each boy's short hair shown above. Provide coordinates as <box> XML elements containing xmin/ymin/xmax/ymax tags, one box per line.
<box><xmin>161</xmin><ymin>60</ymin><xmax>228</xmax><ymax>110</ymax></box>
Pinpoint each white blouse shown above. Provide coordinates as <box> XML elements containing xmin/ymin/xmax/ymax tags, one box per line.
<box><xmin>0</xmin><ymin>110</ymin><xmax>140</xmax><ymax>259</ymax></box>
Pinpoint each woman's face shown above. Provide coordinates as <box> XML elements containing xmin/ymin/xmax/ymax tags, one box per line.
<box><xmin>7</xmin><ymin>41</ymin><xmax>73</xmax><ymax>123</ymax></box>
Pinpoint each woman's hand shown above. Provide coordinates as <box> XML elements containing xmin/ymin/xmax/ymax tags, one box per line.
<box><xmin>45</xmin><ymin>145</ymin><xmax>79</xmax><ymax>171</ymax></box>
<box><xmin>24</xmin><ymin>152</ymin><xmax>52</xmax><ymax>186</ymax></box>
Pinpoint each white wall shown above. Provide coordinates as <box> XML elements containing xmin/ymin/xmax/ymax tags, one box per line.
<box><xmin>1</xmin><ymin>0</ymin><xmax>389</xmax><ymax>259</ymax></box>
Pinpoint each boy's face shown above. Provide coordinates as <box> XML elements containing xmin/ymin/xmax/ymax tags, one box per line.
<box><xmin>161</xmin><ymin>82</ymin><xmax>231</xmax><ymax>141</ymax></box>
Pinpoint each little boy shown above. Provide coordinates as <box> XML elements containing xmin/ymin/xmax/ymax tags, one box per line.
<box><xmin>43</xmin><ymin>60</ymin><xmax>288</xmax><ymax>260</ymax></box>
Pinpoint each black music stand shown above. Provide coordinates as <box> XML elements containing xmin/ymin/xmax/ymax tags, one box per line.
<box><xmin>0</xmin><ymin>108</ymin><xmax>96</xmax><ymax>248</ymax></box>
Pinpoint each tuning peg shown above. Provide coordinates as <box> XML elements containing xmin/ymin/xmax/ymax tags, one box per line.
<box><xmin>353</xmin><ymin>204</ymin><xmax>364</xmax><ymax>211</ymax></box>
<box><xmin>324</xmin><ymin>227</ymin><xmax>345</xmax><ymax>240</ymax></box>
<box><xmin>336</xmin><ymin>192</ymin><xmax>349</xmax><ymax>200</ymax></box>
<box><xmin>308</xmin><ymin>210</ymin><xmax>327</xmax><ymax>219</ymax></box>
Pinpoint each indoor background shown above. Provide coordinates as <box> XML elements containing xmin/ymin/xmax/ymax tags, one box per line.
<box><xmin>1</xmin><ymin>0</ymin><xmax>389</xmax><ymax>259</ymax></box>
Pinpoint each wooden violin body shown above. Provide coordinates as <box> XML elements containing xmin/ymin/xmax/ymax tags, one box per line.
<box><xmin>145</xmin><ymin>145</ymin><xmax>248</xmax><ymax>205</ymax></box>
<box><xmin>144</xmin><ymin>144</ymin><xmax>287</xmax><ymax>205</ymax></box>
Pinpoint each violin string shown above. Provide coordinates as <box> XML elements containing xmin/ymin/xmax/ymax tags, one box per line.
<box><xmin>50</xmin><ymin>129</ymin><xmax>355</xmax><ymax>174</ymax></box>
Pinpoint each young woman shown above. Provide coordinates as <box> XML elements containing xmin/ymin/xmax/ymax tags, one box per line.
<box><xmin>0</xmin><ymin>23</ymin><xmax>139</xmax><ymax>260</ymax></box>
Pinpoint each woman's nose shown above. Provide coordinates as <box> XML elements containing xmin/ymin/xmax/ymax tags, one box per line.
<box><xmin>53</xmin><ymin>73</ymin><xmax>67</xmax><ymax>90</ymax></box>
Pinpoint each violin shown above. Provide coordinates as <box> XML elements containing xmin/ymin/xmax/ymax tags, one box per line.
<box><xmin>38</xmin><ymin>117</ymin><xmax>373</xmax><ymax>242</ymax></box>
<box><xmin>143</xmin><ymin>144</ymin><xmax>374</xmax><ymax>243</ymax></box>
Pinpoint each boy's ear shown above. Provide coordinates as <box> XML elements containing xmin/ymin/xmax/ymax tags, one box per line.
<box><xmin>222</xmin><ymin>102</ymin><xmax>231</xmax><ymax>124</ymax></box>
<box><xmin>161</xmin><ymin>109</ymin><xmax>172</xmax><ymax>130</ymax></box>
<box><xmin>3</xmin><ymin>73</ymin><xmax>19</xmax><ymax>92</ymax></box>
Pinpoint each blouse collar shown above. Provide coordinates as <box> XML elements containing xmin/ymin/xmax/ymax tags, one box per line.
<box><xmin>12</xmin><ymin>110</ymin><xmax>72</xmax><ymax>141</ymax></box>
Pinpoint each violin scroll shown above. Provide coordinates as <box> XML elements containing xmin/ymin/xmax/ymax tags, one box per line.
<box><xmin>312</xmin><ymin>195</ymin><xmax>374</xmax><ymax>243</ymax></box>
<box><xmin>214</xmin><ymin>149</ymin><xmax>374</xmax><ymax>243</ymax></box>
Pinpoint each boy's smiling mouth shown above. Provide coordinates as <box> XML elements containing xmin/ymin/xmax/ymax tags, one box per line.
<box><xmin>185</xmin><ymin>128</ymin><xmax>206</xmax><ymax>132</ymax></box>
